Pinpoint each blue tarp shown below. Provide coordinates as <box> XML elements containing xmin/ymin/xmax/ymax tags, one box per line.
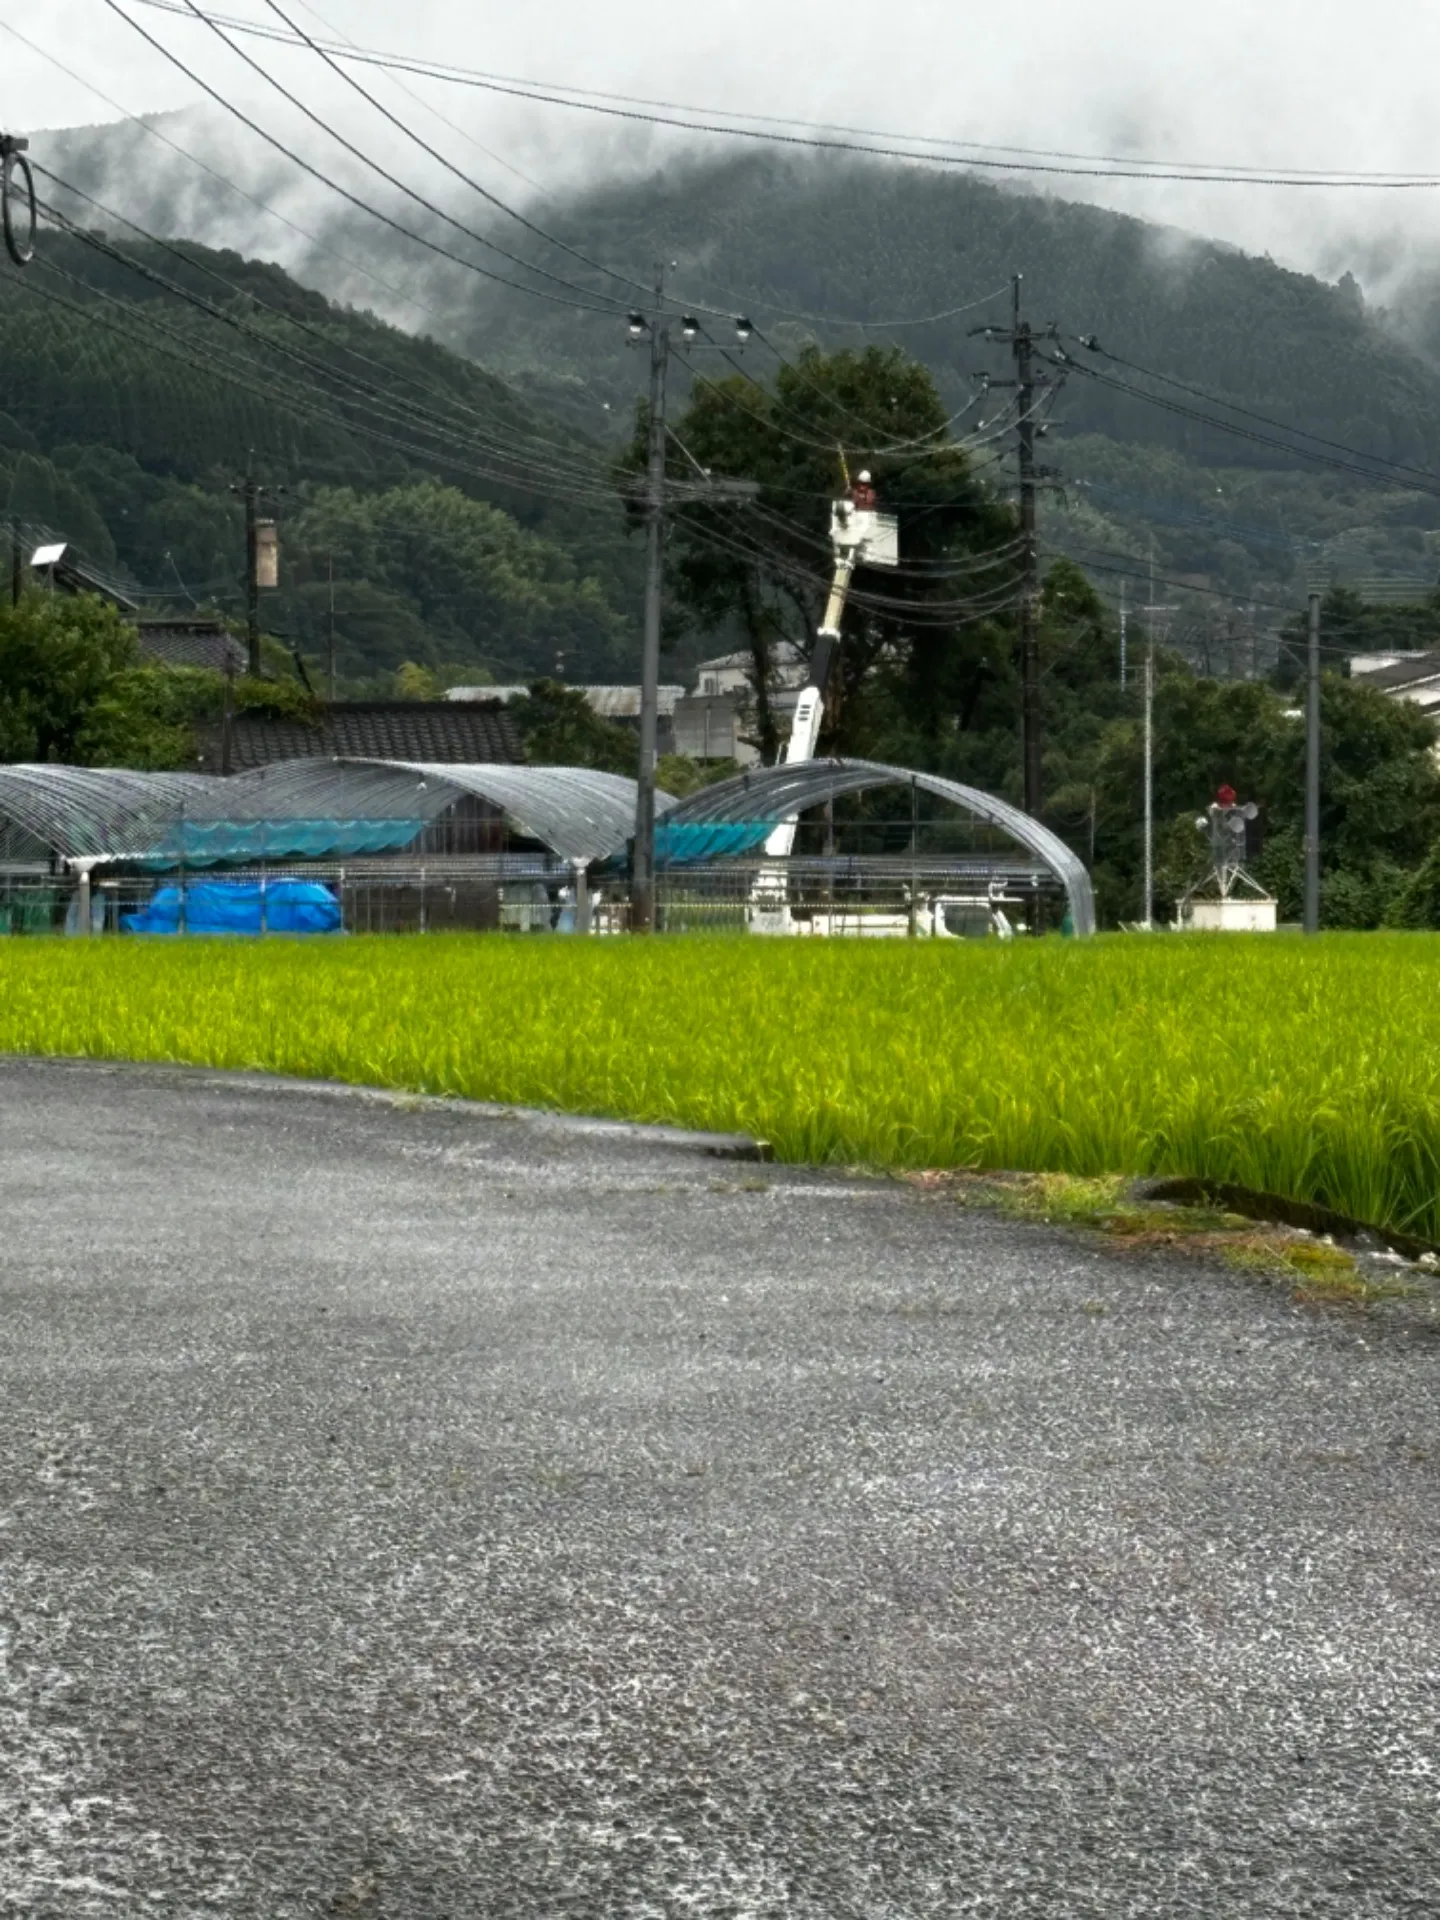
<box><xmin>140</xmin><ymin>818</ymin><xmax>428</xmax><ymax>866</ymax></box>
<box><xmin>123</xmin><ymin>880</ymin><xmax>342</xmax><ymax>935</ymax></box>
<box><xmin>654</xmin><ymin>820</ymin><xmax>776</xmax><ymax>865</ymax></box>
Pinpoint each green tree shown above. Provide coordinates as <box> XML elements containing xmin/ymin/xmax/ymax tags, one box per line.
<box><xmin>1083</xmin><ymin>668</ymin><xmax>1440</xmax><ymax>925</ymax></box>
<box><xmin>624</xmin><ymin>345</ymin><xmax>1019</xmax><ymax>763</ymax></box>
<box><xmin>1387</xmin><ymin>841</ymin><xmax>1440</xmax><ymax>928</ymax></box>
<box><xmin>0</xmin><ymin>590</ymin><xmax>139</xmax><ymax>761</ymax></box>
<box><xmin>76</xmin><ymin>664</ymin><xmax>219</xmax><ymax>770</ymax></box>
<box><xmin>508</xmin><ymin>679</ymin><xmax>636</xmax><ymax>774</ymax></box>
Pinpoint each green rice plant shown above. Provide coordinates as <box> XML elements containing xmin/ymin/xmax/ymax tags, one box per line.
<box><xmin>4</xmin><ymin>932</ymin><xmax>1440</xmax><ymax>1240</ymax></box>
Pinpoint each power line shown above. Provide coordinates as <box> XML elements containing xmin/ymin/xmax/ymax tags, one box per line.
<box><xmin>0</xmin><ymin>17</ymin><xmax>568</xmax><ymax>354</ymax></box>
<box><xmin>283</xmin><ymin>0</ymin><xmax>548</xmax><ymax>200</ymax></box>
<box><xmin>1070</xmin><ymin>337</ymin><xmax>1440</xmax><ymax>490</ymax></box>
<box><xmin>1053</xmin><ymin>351</ymin><xmax>1440</xmax><ymax>499</ymax></box>
<box><xmin>13</xmin><ymin>257</ymin><xmax>631</xmax><ymax>517</ymax></box>
<box><xmin>96</xmin><ymin>0</ymin><xmax>631</xmax><ymax>315</ymax></box>
<box><xmin>255</xmin><ymin>0</ymin><xmax>661</xmax><ymax>306</ymax></box>
<box><xmin>126</xmin><ymin>0</ymin><xmax>1440</xmax><ymax>191</ymax></box>
<box><xmin>34</xmin><ymin>164</ymin><xmax>614</xmax><ymax>477</ymax></box>
<box><xmin>170</xmin><ymin>0</ymin><xmax>634</xmax><ymax>309</ymax></box>
<box><xmin>33</xmin><ymin>201</ymin><xmax>622</xmax><ymax>505</ymax></box>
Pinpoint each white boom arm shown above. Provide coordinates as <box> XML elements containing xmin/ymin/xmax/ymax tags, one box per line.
<box><xmin>748</xmin><ymin>496</ymin><xmax>897</xmax><ymax>929</ymax></box>
<box><xmin>761</xmin><ymin>549</ymin><xmax>857</xmax><ymax>859</ymax></box>
<box><xmin>761</xmin><ymin>497</ymin><xmax>898</xmax><ymax>860</ymax></box>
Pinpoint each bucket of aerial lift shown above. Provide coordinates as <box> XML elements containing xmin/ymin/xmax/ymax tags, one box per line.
<box><xmin>829</xmin><ymin>499</ymin><xmax>899</xmax><ymax>566</ymax></box>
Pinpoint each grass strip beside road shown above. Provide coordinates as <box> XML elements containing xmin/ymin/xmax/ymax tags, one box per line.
<box><xmin>3</xmin><ymin>932</ymin><xmax>1440</xmax><ymax>1240</ymax></box>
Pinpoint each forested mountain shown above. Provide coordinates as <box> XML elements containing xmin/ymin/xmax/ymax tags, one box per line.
<box><xmin>0</xmin><ymin>228</ymin><xmax>641</xmax><ymax>685</ymax></box>
<box><xmin>28</xmin><ymin>112</ymin><xmax>1440</xmax><ymax>660</ymax></box>
<box><xmin>428</xmin><ymin>152</ymin><xmax>1440</xmax><ymax>625</ymax></box>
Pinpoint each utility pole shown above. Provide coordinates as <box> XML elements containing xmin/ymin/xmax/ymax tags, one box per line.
<box><xmin>243</xmin><ymin>472</ymin><xmax>260</xmax><ymax>676</ymax></box>
<box><xmin>9</xmin><ymin>521</ymin><xmax>21</xmax><ymax>607</ymax></box>
<box><xmin>234</xmin><ymin>463</ymin><xmax>280</xmax><ymax>677</ymax></box>
<box><xmin>327</xmin><ymin>554</ymin><xmax>337</xmax><ymax>702</ymax></box>
<box><xmin>971</xmin><ymin>277</ymin><xmax>1062</xmax><ymax>819</ymax></box>
<box><xmin>1142</xmin><ymin>645</ymin><xmax>1154</xmax><ymax>929</ymax></box>
<box><xmin>1141</xmin><ymin>583</ymin><xmax>1179</xmax><ymax>931</ymax></box>
<box><xmin>626</xmin><ymin>290</ymin><xmax>757</xmax><ymax>932</ymax></box>
<box><xmin>1119</xmin><ymin>578</ymin><xmax>1127</xmax><ymax>688</ymax></box>
<box><xmin>1304</xmin><ymin>588</ymin><xmax>1321</xmax><ymax>935</ymax></box>
<box><xmin>1013</xmin><ymin>278</ymin><xmax>1042</xmax><ymax>818</ymax></box>
<box><xmin>631</xmin><ymin>270</ymin><xmax>670</xmax><ymax>936</ymax></box>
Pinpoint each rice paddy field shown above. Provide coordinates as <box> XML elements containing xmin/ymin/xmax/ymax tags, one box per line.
<box><xmin>3</xmin><ymin>933</ymin><xmax>1440</xmax><ymax>1239</ymax></box>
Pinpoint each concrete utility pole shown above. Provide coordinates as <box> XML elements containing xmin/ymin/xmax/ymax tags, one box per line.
<box><xmin>626</xmin><ymin>289</ymin><xmax>757</xmax><ymax>932</ymax></box>
<box><xmin>1142</xmin><ymin>645</ymin><xmax>1154</xmax><ymax>929</ymax></box>
<box><xmin>1142</xmin><ymin>585</ymin><xmax>1179</xmax><ymax>932</ymax></box>
<box><xmin>1304</xmin><ymin>588</ymin><xmax>1321</xmax><ymax>935</ymax></box>
<box><xmin>970</xmin><ymin>277</ymin><xmax>1062</xmax><ymax>819</ymax></box>
<box><xmin>1012</xmin><ymin>279</ymin><xmax>1042</xmax><ymax>818</ymax></box>
<box><xmin>631</xmin><ymin>274</ymin><xmax>670</xmax><ymax>936</ymax></box>
<box><xmin>1118</xmin><ymin>577</ymin><xmax>1127</xmax><ymax>689</ymax></box>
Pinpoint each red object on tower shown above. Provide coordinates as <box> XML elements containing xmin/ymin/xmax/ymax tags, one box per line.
<box><xmin>1216</xmin><ymin>784</ymin><xmax>1238</xmax><ymax>808</ymax></box>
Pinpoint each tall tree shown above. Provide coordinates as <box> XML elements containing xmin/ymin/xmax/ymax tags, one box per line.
<box><xmin>623</xmin><ymin>345</ymin><xmax>1020</xmax><ymax>762</ymax></box>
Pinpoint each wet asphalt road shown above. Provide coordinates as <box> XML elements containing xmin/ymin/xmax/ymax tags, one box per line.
<box><xmin>0</xmin><ymin>1055</ymin><xmax>1437</xmax><ymax>1918</ymax></box>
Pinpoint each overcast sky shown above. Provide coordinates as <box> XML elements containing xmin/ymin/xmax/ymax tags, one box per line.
<box><xmin>7</xmin><ymin>1</ymin><xmax>1440</xmax><ymax>294</ymax></box>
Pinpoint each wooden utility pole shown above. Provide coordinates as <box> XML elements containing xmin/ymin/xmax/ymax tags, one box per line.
<box><xmin>234</xmin><ymin>463</ymin><xmax>280</xmax><ymax>677</ymax></box>
<box><xmin>243</xmin><ymin>473</ymin><xmax>260</xmax><ymax>676</ymax></box>
<box><xmin>327</xmin><ymin>554</ymin><xmax>337</xmax><ymax>701</ymax></box>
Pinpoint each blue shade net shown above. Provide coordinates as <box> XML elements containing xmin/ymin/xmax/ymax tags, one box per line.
<box><xmin>123</xmin><ymin>880</ymin><xmax>342</xmax><ymax>935</ymax></box>
<box><xmin>141</xmin><ymin>818</ymin><xmax>427</xmax><ymax>866</ymax></box>
<box><xmin>653</xmin><ymin>820</ymin><xmax>775</xmax><ymax>865</ymax></box>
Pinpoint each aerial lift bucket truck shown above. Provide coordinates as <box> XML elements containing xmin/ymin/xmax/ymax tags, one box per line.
<box><xmin>748</xmin><ymin>469</ymin><xmax>898</xmax><ymax>933</ymax></box>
